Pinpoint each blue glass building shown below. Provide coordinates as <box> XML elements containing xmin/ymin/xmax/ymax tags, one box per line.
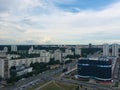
<box><xmin>77</xmin><ymin>59</ymin><xmax>112</xmax><ymax>81</ymax></box>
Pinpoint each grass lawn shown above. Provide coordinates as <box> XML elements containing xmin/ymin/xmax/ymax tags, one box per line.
<box><xmin>29</xmin><ymin>81</ymin><xmax>95</xmax><ymax>90</ymax></box>
<box><xmin>41</xmin><ymin>82</ymin><xmax>62</xmax><ymax>90</ymax></box>
<box><xmin>41</xmin><ymin>81</ymin><xmax>77</xmax><ymax>90</ymax></box>
<box><xmin>56</xmin><ymin>82</ymin><xmax>77</xmax><ymax>90</ymax></box>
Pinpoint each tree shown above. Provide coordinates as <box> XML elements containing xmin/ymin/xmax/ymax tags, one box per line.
<box><xmin>48</xmin><ymin>58</ymin><xmax>60</xmax><ymax>65</ymax></box>
<box><xmin>10</xmin><ymin>66</ymin><xmax>17</xmax><ymax>77</ymax></box>
<box><xmin>65</xmin><ymin>55</ymin><xmax>74</xmax><ymax>59</ymax></box>
<box><xmin>75</xmin><ymin>86</ymin><xmax>79</xmax><ymax>90</ymax></box>
<box><xmin>81</xmin><ymin>48</ymin><xmax>102</xmax><ymax>57</ymax></box>
<box><xmin>80</xmin><ymin>84</ymin><xmax>82</xmax><ymax>88</ymax></box>
<box><xmin>30</xmin><ymin>62</ymin><xmax>49</xmax><ymax>74</ymax></box>
<box><xmin>65</xmin><ymin>60</ymin><xmax>72</xmax><ymax>64</ymax></box>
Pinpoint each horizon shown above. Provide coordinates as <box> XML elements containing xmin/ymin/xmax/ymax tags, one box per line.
<box><xmin>0</xmin><ymin>0</ymin><xmax>120</xmax><ymax>45</ymax></box>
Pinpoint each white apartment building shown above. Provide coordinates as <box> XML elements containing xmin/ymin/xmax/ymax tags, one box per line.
<box><xmin>54</xmin><ymin>49</ymin><xmax>62</xmax><ymax>62</ymax></box>
<box><xmin>9</xmin><ymin>57</ymin><xmax>50</xmax><ymax>69</ymax></box>
<box><xmin>11</xmin><ymin>45</ymin><xmax>17</xmax><ymax>52</ymax></box>
<box><xmin>0</xmin><ymin>56</ymin><xmax>50</xmax><ymax>78</ymax></box>
<box><xmin>0</xmin><ymin>51</ymin><xmax>7</xmax><ymax>58</ymax></box>
<box><xmin>0</xmin><ymin>58</ymin><xmax>9</xmax><ymax>78</ymax></box>
<box><xmin>103</xmin><ymin>44</ymin><xmax>109</xmax><ymax>56</ymax></box>
<box><xmin>28</xmin><ymin>46</ymin><xmax>35</xmax><ymax>54</ymax></box>
<box><xmin>65</xmin><ymin>49</ymin><xmax>74</xmax><ymax>56</ymax></box>
<box><xmin>75</xmin><ymin>48</ymin><xmax>81</xmax><ymax>55</ymax></box>
<box><xmin>28</xmin><ymin>48</ymin><xmax>48</xmax><ymax>54</ymax></box>
<box><xmin>112</xmin><ymin>44</ymin><xmax>119</xmax><ymax>57</ymax></box>
<box><xmin>40</xmin><ymin>50</ymin><xmax>50</xmax><ymax>57</ymax></box>
<box><xmin>103</xmin><ymin>43</ymin><xmax>119</xmax><ymax>57</ymax></box>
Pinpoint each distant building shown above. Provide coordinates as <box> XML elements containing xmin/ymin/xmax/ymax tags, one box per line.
<box><xmin>75</xmin><ymin>48</ymin><xmax>81</xmax><ymax>56</ymax></box>
<box><xmin>112</xmin><ymin>44</ymin><xmax>119</xmax><ymax>57</ymax></box>
<box><xmin>103</xmin><ymin>43</ymin><xmax>119</xmax><ymax>57</ymax></box>
<box><xmin>89</xmin><ymin>43</ymin><xmax>92</xmax><ymax>48</ymax></box>
<box><xmin>28</xmin><ymin>46</ymin><xmax>34</xmax><ymax>54</ymax></box>
<box><xmin>103</xmin><ymin>44</ymin><xmax>109</xmax><ymax>56</ymax></box>
<box><xmin>0</xmin><ymin>58</ymin><xmax>9</xmax><ymax>79</ymax></box>
<box><xmin>0</xmin><ymin>51</ymin><xmax>7</xmax><ymax>58</ymax></box>
<box><xmin>11</xmin><ymin>45</ymin><xmax>17</xmax><ymax>52</ymax></box>
<box><xmin>65</xmin><ymin>49</ymin><xmax>74</xmax><ymax>56</ymax></box>
<box><xmin>54</xmin><ymin>49</ymin><xmax>62</xmax><ymax>62</ymax></box>
<box><xmin>40</xmin><ymin>50</ymin><xmax>50</xmax><ymax>62</ymax></box>
<box><xmin>40</xmin><ymin>50</ymin><xmax>48</xmax><ymax>57</ymax></box>
<box><xmin>3</xmin><ymin>47</ymin><xmax>8</xmax><ymax>52</ymax></box>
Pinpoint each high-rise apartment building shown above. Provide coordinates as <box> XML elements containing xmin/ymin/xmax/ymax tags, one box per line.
<box><xmin>112</xmin><ymin>44</ymin><xmax>119</xmax><ymax>57</ymax></box>
<box><xmin>11</xmin><ymin>45</ymin><xmax>17</xmax><ymax>52</ymax></box>
<box><xmin>0</xmin><ymin>58</ymin><xmax>9</xmax><ymax>79</ymax></box>
<box><xmin>103</xmin><ymin>44</ymin><xmax>109</xmax><ymax>56</ymax></box>
<box><xmin>75</xmin><ymin>48</ymin><xmax>81</xmax><ymax>56</ymax></box>
<box><xmin>54</xmin><ymin>49</ymin><xmax>62</xmax><ymax>62</ymax></box>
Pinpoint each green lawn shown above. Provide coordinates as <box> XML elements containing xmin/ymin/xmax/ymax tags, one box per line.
<box><xmin>56</xmin><ymin>82</ymin><xmax>77</xmax><ymax>90</ymax></box>
<box><xmin>29</xmin><ymin>81</ymin><xmax>94</xmax><ymax>90</ymax></box>
<box><xmin>41</xmin><ymin>82</ymin><xmax>62</xmax><ymax>90</ymax></box>
<box><xmin>41</xmin><ymin>81</ymin><xmax>77</xmax><ymax>90</ymax></box>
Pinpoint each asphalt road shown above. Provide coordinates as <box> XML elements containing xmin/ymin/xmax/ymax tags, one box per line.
<box><xmin>2</xmin><ymin>61</ymin><xmax>77</xmax><ymax>90</ymax></box>
<box><xmin>53</xmin><ymin>78</ymin><xmax>114</xmax><ymax>90</ymax></box>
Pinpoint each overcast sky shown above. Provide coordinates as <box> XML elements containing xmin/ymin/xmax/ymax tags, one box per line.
<box><xmin>0</xmin><ymin>0</ymin><xmax>120</xmax><ymax>45</ymax></box>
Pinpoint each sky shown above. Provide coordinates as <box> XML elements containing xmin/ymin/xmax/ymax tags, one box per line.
<box><xmin>0</xmin><ymin>0</ymin><xmax>120</xmax><ymax>45</ymax></box>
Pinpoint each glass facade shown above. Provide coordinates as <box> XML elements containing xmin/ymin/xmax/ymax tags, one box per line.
<box><xmin>78</xmin><ymin>59</ymin><xmax>112</xmax><ymax>81</ymax></box>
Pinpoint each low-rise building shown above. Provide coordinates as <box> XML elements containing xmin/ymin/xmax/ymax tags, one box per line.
<box><xmin>11</xmin><ymin>65</ymin><xmax>33</xmax><ymax>76</ymax></box>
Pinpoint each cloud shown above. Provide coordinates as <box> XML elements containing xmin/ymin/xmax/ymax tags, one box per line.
<box><xmin>0</xmin><ymin>0</ymin><xmax>120</xmax><ymax>44</ymax></box>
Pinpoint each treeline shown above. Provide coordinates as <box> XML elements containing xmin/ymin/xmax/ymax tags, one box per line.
<box><xmin>81</xmin><ymin>48</ymin><xmax>102</xmax><ymax>57</ymax></box>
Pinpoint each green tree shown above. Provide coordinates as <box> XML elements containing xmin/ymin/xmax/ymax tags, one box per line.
<box><xmin>10</xmin><ymin>66</ymin><xmax>17</xmax><ymax>77</ymax></box>
<box><xmin>75</xmin><ymin>86</ymin><xmax>79</xmax><ymax>90</ymax></box>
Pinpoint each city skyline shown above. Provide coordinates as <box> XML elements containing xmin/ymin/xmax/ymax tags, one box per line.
<box><xmin>0</xmin><ymin>0</ymin><xmax>120</xmax><ymax>45</ymax></box>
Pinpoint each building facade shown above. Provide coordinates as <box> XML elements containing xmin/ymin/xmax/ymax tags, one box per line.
<box><xmin>75</xmin><ymin>48</ymin><xmax>81</xmax><ymax>55</ymax></box>
<box><xmin>77</xmin><ymin>59</ymin><xmax>112</xmax><ymax>82</ymax></box>
<box><xmin>54</xmin><ymin>49</ymin><xmax>62</xmax><ymax>62</ymax></box>
<box><xmin>0</xmin><ymin>58</ymin><xmax>9</xmax><ymax>79</ymax></box>
<box><xmin>112</xmin><ymin>44</ymin><xmax>119</xmax><ymax>57</ymax></box>
<box><xmin>103</xmin><ymin>44</ymin><xmax>109</xmax><ymax>56</ymax></box>
<box><xmin>11</xmin><ymin>45</ymin><xmax>17</xmax><ymax>52</ymax></box>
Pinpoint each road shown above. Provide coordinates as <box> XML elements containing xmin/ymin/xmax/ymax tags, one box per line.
<box><xmin>2</xmin><ymin>60</ymin><xmax>77</xmax><ymax>90</ymax></box>
<box><xmin>29</xmin><ymin>72</ymin><xmax>116</xmax><ymax>90</ymax></box>
<box><xmin>53</xmin><ymin>78</ymin><xmax>114</xmax><ymax>90</ymax></box>
<box><xmin>35</xmin><ymin>80</ymin><xmax>53</xmax><ymax>90</ymax></box>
